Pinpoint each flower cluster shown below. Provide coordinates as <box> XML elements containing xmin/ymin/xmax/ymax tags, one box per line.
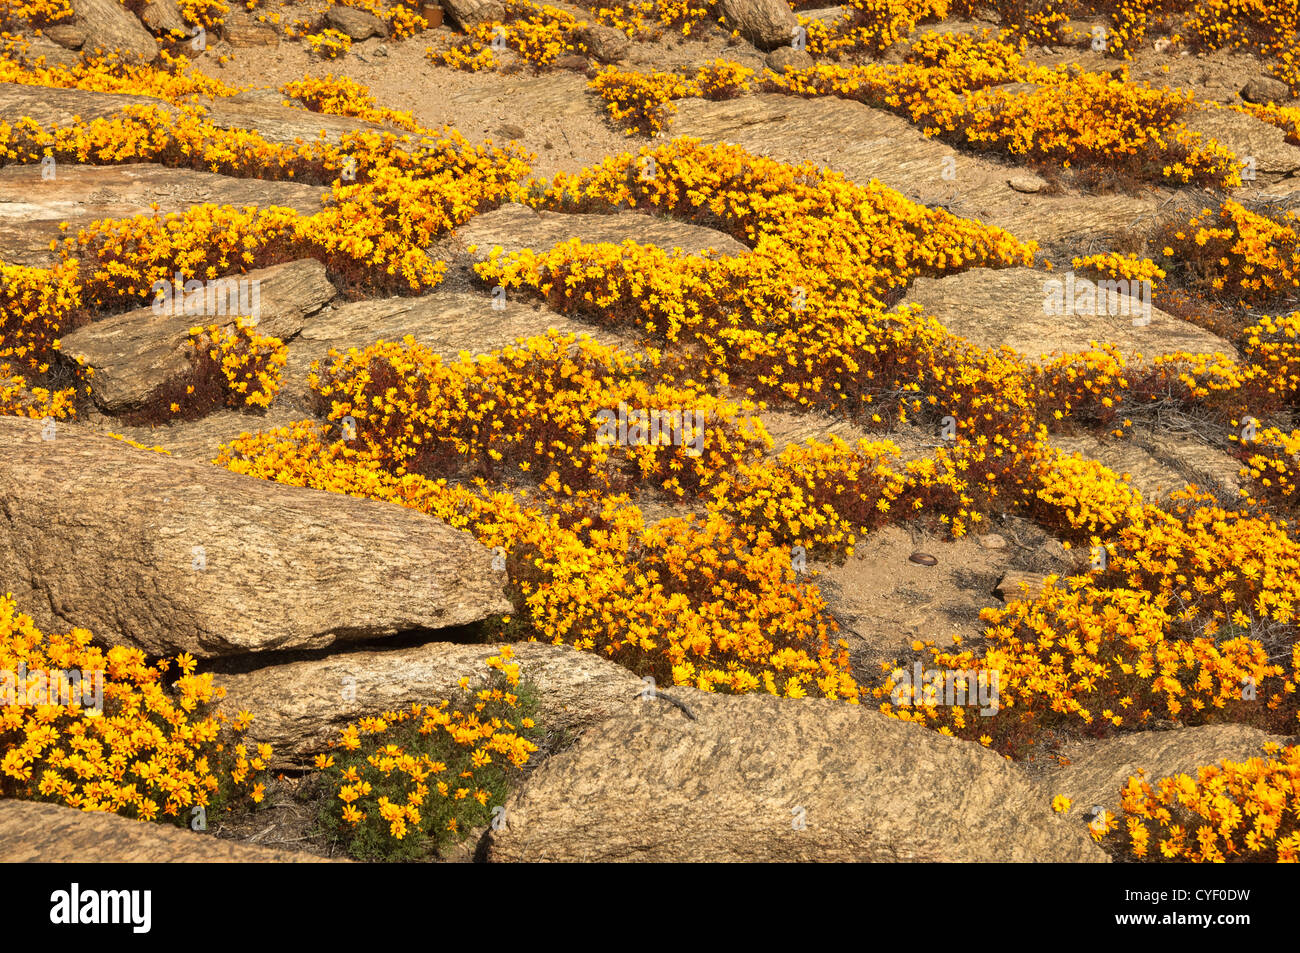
<box><xmin>587</xmin><ymin>66</ymin><xmax>699</xmax><ymax>136</ymax></box>
<box><xmin>0</xmin><ymin>50</ymin><xmax>240</xmax><ymax>104</ymax></box>
<box><xmin>0</xmin><ymin>368</ymin><xmax>76</xmax><ymax>419</ymax></box>
<box><xmin>314</xmin><ymin>647</ymin><xmax>540</xmax><ymax>860</ymax></box>
<box><xmin>0</xmin><ymin>594</ymin><xmax>268</xmax><ymax>821</ymax></box>
<box><xmin>801</xmin><ymin>0</ymin><xmax>953</xmax><ymax>57</ymax></box>
<box><xmin>1159</xmin><ymin>200</ymin><xmax>1300</xmax><ymax>308</ymax></box>
<box><xmin>587</xmin><ymin>61</ymin><xmax>753</xmax><ymax>136</ymax></box>
<box><xmin>188</xmin><ymin>321</ymin><xmax>288</xmax><ymax>410</ymax></box>
<box><xmin>306</xmin><ymin>29</ymin><xmax>354</xmax><ymax>59</ymax></box>
<box><xmin>1237</xmin><ymin>424</ymin><xmax>1300</xmax><ymax>516</ymax></box>
<box><xmin>0</xmin><ymin>260</ymin><xmax>81</xmax><ymax>376</ymax></box>
<box><xmin>0</xmin><ymin>0</ymin><xmax>72</xmax><ymax>28</ymax></box>
<box><xmin>1071</xmin><ymin>252</ymin><xmax>1166</xmax><ymax>290</ymax></box>
<box><xmin>176</xmin><ymin>0</ymin><xmax>230</xmax><ymax>30</ymax></box>
<box><xmin>1108</xmin><ymin>742</ymin><xmax>1300</xmax><ymax>862</ymax></box>
<box><xmin>280</xmin><ymin>74</ymin><xmax>421</xmax><ymax>132</ymax></box>
<box><xmin>587</xmin><ymin>0</ymin><xmax>714</xmax><ymax>38</ymax></box>
<box><xmin>428</xmin><ymin>0</ymin><xmax>587</xmax><ymax>71</ymax></box>
<box><xmin>764</xmin><ymin>34</ymin><xmax>1242</xmax><ymax>188</ymax></box>
<box><xmin>310</xmin><ymin>331</ymin><xmax>770</xmax><ymax>497</ymax></box>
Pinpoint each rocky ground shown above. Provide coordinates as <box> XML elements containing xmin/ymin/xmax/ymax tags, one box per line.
<box><xmin>1</xmin><ymin>0</ymin><xmax>1298</xmax><ymax>864</ymax></box>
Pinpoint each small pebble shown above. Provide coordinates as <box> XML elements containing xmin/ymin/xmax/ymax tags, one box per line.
<box><xmin>978</xmin><ymin>534</ymin><xmax>1008</xmax><ymax>550</ymax></box>
<box><xmin>909</xmin><ymin>552</ymin><xmax>938</xmax><ymax>566</ymax></box>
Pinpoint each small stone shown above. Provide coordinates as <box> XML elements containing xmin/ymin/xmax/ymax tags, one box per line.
<box><xmin>977</xmin><ymin>534</ymin><xmax>1008</xmax><ymax>550</ymax></box>
<box><xmin>552</xmin><ymin>53</ymin><xmax>589</xmax><ymax>71</ymax></box>
<box><xmin>579</xmin><ymin>23</ymin><xmax>630</xmax><ymax>63</ymax></box>
<box><xmin>498</xmin><ymin>122</ymin><xmax>526</xmax><ymax>140</ymax></box>
<box><xmin>324</xmin><ymin>5</ymin><xmax>387</xmax><ymax>40</ymax></box>
<box><xmin>909</xmin><ymin>552</ymin><xmax>938</xmax><ymax>566</ymax></box>
<box><xmin>1152</xmin><ymin>36</ymin><xmax>1172</xmax><ymax>53</ymax></box>
<box><xmin>764</xmin><ymin>46</ymin><xmax>813</xmax><ymax>74</ymax></box>
<box><xmin>45</xmin><ymin>23</ymin><xmax>88</xmax><ymax>49</ymax></box>
<box><xmin>1007</xmin><ymin>175</ymin><xmax>1043</xmax><ymax>194</ymax></box>
<box><xmin>224</xmin><ymin>19</ymin><xmax>280</xmax><ymax>47</ymax></box>
<box><xmin>993</xmin><ymin>571</ymin><xmax>1055</xmax><ymax>602</ymax></box>
<box><xmin>1241</xmin><ymin>75</ymin><xmax>1291</xmax><ymax>105</ymax></box>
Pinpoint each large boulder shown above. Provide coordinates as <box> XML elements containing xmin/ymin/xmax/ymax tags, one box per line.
<box><xmin>45</xmin><ymin>22</ymin><xmax>89</xmax><ymax>49</ymax></box>
<box><xmin>12</xmin><ymin>35</ymin><xmax>82</xmax><ymax>70</ymax></box>
<box><xmin>139</xmin><ymin>0</ymin><xmax>187</xmax><ymax>35</ymax></box>
<box><xmin>57</xmin><ymin>258</ymin><xmax>336</xmax><ymax>414</ymax></box>
<box><xmin>1240</xmin><ymin>75</ymin><xmax>1292</xmax><ymax>105</ymax></box>
<box><xmin>0</xmin><ymin>799</ymin><xmax>337</xmax><ymax>862</ymax></box>
<box><xmin>718</xmin><ymin>0</ymin><xmax>800</xmax><ymax>51</ymax></box>
<box><xmin>0</xmin><ymin>416</ymin><xmax>512</xmax><ymax>657</ymax></box>
<box><xmin>486</xmin><ymin>690</ymin><xmax>1108</xmax><ymax>861</ymax></box>
<box><xmin>70</xmin><ymin>0</ymin><xmax>159</xmax><ymax>61</ymax></box>
<box><xmin>442</xmin><ymin>0</ymin><xmax>506</xmax><ymax>30</ymax></box>
<box><xmin>216</xmin><ymin>640</ymin><xmax>647</xmax><ymax>767</ymax></box>
<box><xmin>765</xmin><ymin>46</ymin><xmax>814</xmax><ymax>74</ymax></box>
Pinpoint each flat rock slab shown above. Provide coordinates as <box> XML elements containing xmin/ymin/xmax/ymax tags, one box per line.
<box><xmin>216</xmin><ymin>640</ymin><xmax>647</xmax><ymax>768</ymax></box>
<box><xmin>0</xmin><ymin>416</ymin><xmax>511</xmax><ymax>657</ymax></box>
<box><xmin>813</xmin><ymin>524</ymin><xmax>1012</xmax><ymax>671</ymax></box>
<box><xmin>759</xmin><ymin>410</ymin><xmax>935</xmax><ymax>461</ymax></box>
<box><xmin>0</xmin><ymin>83</ymin><xmax>395</xmax><ymax>148</ymax></box>
<box><xmin>0</xmin><ymin>163</ymin><xmax>327</xmax><ymax>267</ymax></box>
<box><xmin>77</xmin><ymin>405</ymin><xmax>306</xmax><ymax>463</ymax></box>
<box><xmin>487</xmin><ymin>689</ymin><xmax>1107</xmax><ymax>861</ymax></box>
<box><xmin>759</xmin><ymin>408</ymin><xmax>874</xmax><ymax>456</ymax></box>
<box><xmin>0</xmin><ymin>799</ymin><xmax>338</xmax><ymax>862</ymax></box>
<box><xmin>0</xmin><ymin>82</ymin><xmax>167</xmax><ymax>127</ymax></box>
<box><xmin>58</xmin><ymin>258</ymin><xmax>336</xmax><ymax>414</ymax></box>
<box><xmin>1146</xmin><ymin>431</ymin><xmax>1244</xmax><ymax>497</ymax></box>
<box><xmin>1040</xmin><ymin>724</ymin><xmax>1291</xmax><ymax>821</ymax></box>
<box><xmin>198</xmin><ymin>97</ymin><xmax>397</xmax><ymax>146</ymax></box>
<box><xmin>458</xmin><ymin>203</ymin><xmax>750</xmax><ymax>258</ymax></box>
<box><xmin>899</xmin><ymin>267</ymin><xmax>1236</xmax><ymax>360</ymax></box>
<box><xmin>1184</xmin><ymin>105</ymin><xmax>1300</xmax><ymax>181</ymax></box>
<box><xmin>280</xmin><ymin>288</ymin><xmax>638</xmax><ymax>411</ymax></box>
<box><xmin>1053</xmin><ymin>434</ymin><xmax>1189</xmax><ymax>502</ymax></box>
<box><xmin>446</xmin><ymin>72</ymin><xmax>601</xmax><ymax>129</ymax></box>
<box><xmin>671</xmin><ymin>93</ymin><xmax>1167</xmax><ymax>246</ymax></box>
